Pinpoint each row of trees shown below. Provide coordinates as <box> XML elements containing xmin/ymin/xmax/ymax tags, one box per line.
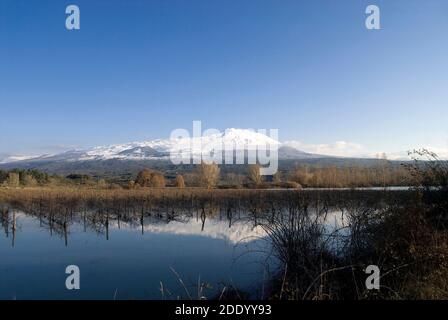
<box><xmin>131</xmin><ymin>163</ymin><xmax>220</xmax><ymax>189</ymax></box>
<box><xmin>1</xmin><ymin>162</ymin><xmax>414</xmax><ymax>189</ymax></box>
<box><xmin>288</xmin><ymin>164</ymin><xmax>411</xmax><ymax>188</ymax></box>
<box><xmin>130</xmin><ymin>162</ymin><xmax>412</xmax><ymax>189</ymax></box>
<box><xmin>0</xmin><ymin>169</ymin><xmax>52</xmax><ymax>187</ymax></box>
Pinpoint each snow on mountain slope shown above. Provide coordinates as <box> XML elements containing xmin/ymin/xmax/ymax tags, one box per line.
<box><xmin>0</xmin><ymin>155</ymin><xmax>38</xmax><ymax>164</ymax></box>
<box><xmin>79</xmin><ymin>128</ymin><xmax>279</xmax><ymax>160</ymax></box>
<box><xmin>2</xmin><ymin>129</ymin><xmax>288</xmax><ymax>163</ymax></box>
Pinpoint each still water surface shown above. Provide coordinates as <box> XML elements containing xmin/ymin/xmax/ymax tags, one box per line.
<box><xmin>0</xmin><ymin>212</ymin><xmax>272</xmax><ymax>300</ymax></box>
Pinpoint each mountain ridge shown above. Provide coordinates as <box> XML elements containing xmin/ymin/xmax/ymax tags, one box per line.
<box><xmin>1</xmin><ymin>129</ymin><xmax>326</xmax><ymax>164</ymax></box>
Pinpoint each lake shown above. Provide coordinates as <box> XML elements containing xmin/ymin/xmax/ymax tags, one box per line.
<box><xmin>0</xmin><ymin>188</ymin><xmax>412</xmax><ymax>300</ymax></box>
<box><xmin>0</xmin><ymin>210</ymin><xmax>274</xmax><ymax>300</ymax></box>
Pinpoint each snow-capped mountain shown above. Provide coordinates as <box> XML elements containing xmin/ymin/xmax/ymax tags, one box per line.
<box><xmin>80</xmin><ymin>128</ymin><xmax>280</xmax><ymax>161</ymax></box>
<box><xmin>1</xmin><ymin>128</ymin><xmax>321</xmax><ymax>164</ymax></box>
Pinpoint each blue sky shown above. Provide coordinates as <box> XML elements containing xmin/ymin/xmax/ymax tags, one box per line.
<box><xmin>1</xmin><ymin>0</ymin><xmax>447</xmax><ymax>157</ymax></box>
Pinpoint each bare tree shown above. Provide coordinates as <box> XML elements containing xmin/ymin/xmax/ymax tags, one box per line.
<box><xmin>248</xmin><ymin>164</ymin><xmax>262</xmax><ymax>186</ymax></box>
<box><xmin>97</xmin><ymin>179</ymin><xmax>107</xmax><ymax>188</ymax></box>
<box><xmin>135</xmin><ymin>169</ymin><xmax>153</xmax><ymax>187</ymax></box>
<box><xmin>7</xmin><ymin>172</ymin><xmax>20</xmax><ymax>187</ymax></box>
<box><xmin>127</xmin><ymin>180</ymin><xmax>135</xmax><ymax>189</ymax></box>
<box><xmin>174</xmin><ymin>175</ymin><xmax>186</xmax><ymax>188</ymax></box>
<box><xmin>22</xmin><ymin>174</ymin><xmax>38</xmax><ymax>186</ymax></box>
<box><xmin>197</xmin><ymin>162</ymin><xmax>220</xmax><ymax>189</ymax></box>
<box><xmin>150</xmin><ymin>173</ymin><xmax>166</xmax><ymax>188</ymax></box>
<box><xmin>136</xmin><ymin>169</ymin><xmax>165</xmax><ymax>188</ymax></box>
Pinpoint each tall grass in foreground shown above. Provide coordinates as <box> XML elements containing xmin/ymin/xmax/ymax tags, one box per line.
<box><xmin>263</xmin><ymin>150</ymin><xmax>448</xmax><ymax>300</ymax></box>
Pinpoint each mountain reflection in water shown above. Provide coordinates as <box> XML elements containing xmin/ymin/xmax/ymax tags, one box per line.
<box><xmin>0</xmin><ymin>209</ymin><xmax>274</xmax><ymax>300</ymax></box>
